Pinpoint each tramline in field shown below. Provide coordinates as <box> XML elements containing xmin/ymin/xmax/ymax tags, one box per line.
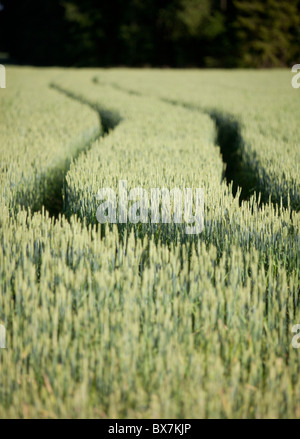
<box><xmin>0</xmin><ymin>67</ymin><xmax>299</xmax><ymax>418</ymax></box>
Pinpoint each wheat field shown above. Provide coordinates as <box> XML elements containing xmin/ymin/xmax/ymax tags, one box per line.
<box><xmin>0</xmin><ymin>67</ymin><xmax>299</xmax><ymax>418</ymax></box>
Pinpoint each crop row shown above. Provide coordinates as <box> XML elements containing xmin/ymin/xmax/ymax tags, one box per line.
<box><xmin>94</xmin><ymin>69</ymin><xmax>300</xmax><ymax>210</ymax></box>
<box><xmin>0</xmin><ymin>68</ymin><xmax>100</xmax><ymax>212</ymax></box>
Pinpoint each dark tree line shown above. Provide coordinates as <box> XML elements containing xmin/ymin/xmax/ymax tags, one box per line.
<box><xmin>0</xmin><ymin>0</ymin><xmax>299</xmax><ymax>67</ymax></box>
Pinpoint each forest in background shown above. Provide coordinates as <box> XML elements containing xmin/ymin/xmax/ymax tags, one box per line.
<box><xmin>0</xmin><ymin>0</ymin><xmax>300</xmax><ymax>68</ymax></box>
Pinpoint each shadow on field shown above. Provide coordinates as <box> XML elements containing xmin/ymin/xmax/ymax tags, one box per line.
<box><xmin>92</xmin><ymin>77</ymin><xmax>142</xmax><ymax>97</ymax></box>
<box><xmin>160</xmin><ymin>98</ymin><xmax>259</xmax><ymax>204</ymax></box>
<box><xmin>92</xmin><ymin>78</ymin><xmax>297</xmax><ymax>209</ymax></box>
<box><xmin>50</xmin><ymin>82</ymin><xmax>122</xmax><ymax>133</ymax></box>
<box><xmin>37</xmin><ymin>84</ymin><xmax>122</xmax><ymax>219</ymax></box>
<box><xmin>208</xmin><ymin>110</ymin><xmax>258</xmax><ymax>201</ymax></box>
<box><xmin>159</xmin><ymin>98</ymin><xmax>299</xmax><ymax>211</ymax></box>
<box><xmin>27</xmin><ymin>81</ymin><xmax>297</xmax><ymax>284</ymax></box>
